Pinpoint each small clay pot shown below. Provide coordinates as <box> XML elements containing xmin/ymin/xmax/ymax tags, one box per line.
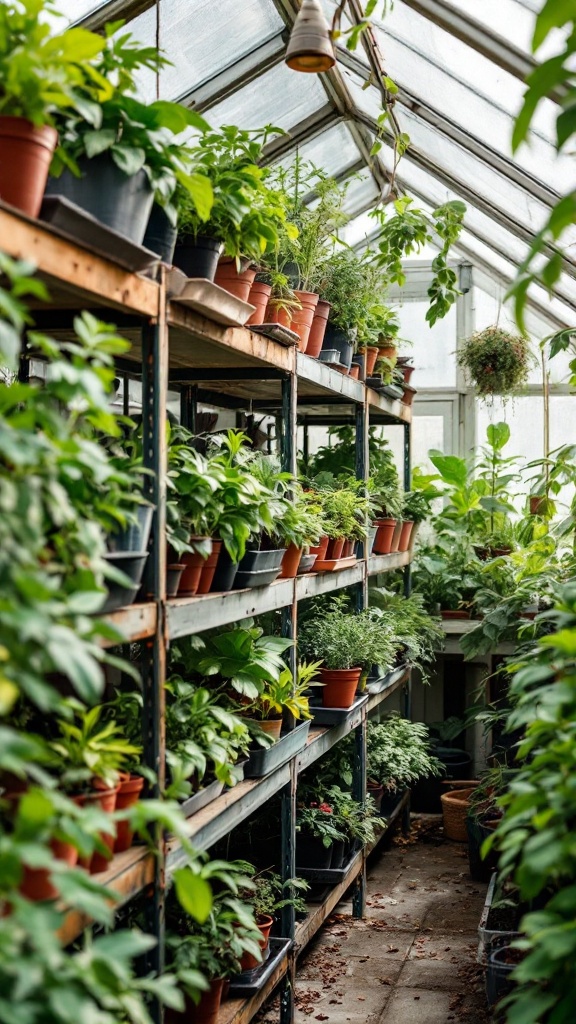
<box><xmin>240</xmin><ymin>913</ymin><xmax>273</xmax><ymax>971</ymax></box>
<box><xmin>265</xmin><ymin>302</ymin><xmax>293</xmax><ymax>329</ymax></box>
<box><xmin>398</xmin><ymin>520</ymin><xmax>414</xmax><ymax>552</ymax></box>
<box><xmin>390</xmin><ymin>519</ymin><xmax>403</xmax><ymax>553</ymax></box>
<box><xmin>214</xmin><ymin>258</ymin><xmax>257</xmax><ymax>301</ymax></box>
<box><xmin>178</xmin><ymin>537</ymin><xmax>213</xmax><ymax>596</ymax></box>
<box><xmin>0</xmin><ymin>116</ymin><xmax>57</xmax><ymax>217</ymax></box>
<box><xmin>365</xmin><ymin>346</ymin><xmax>379</xmax><ymax>376</ymax></box>
<box><xmin>348</xmin><ymin>363</ymin><xmax>360</xmax><ymax>380</ymax></box>
<box><xmin>196</xmin><ymin>539</ymin><xmax>222</xmax><ymax>595</ymax></box>
<box><xmin>319</xmin><ymin>667</ymin><xmax>362</xmax><ymax>708</ymax></box>
<box><xmin>291</xmin><ymin>290</ymin><xmax>319</xmax><ymax>351</ymax></box>
<box><xmin>114</xmin><ymin>774</ymin><xmax>145</xmax><ymax>853</ymax></box>
<box><xmin>373</xmin><ymin>518</ymin><xmax>397</xmax><ymax>555</ymax></box>
<box><xmin>247</xmin><ymin>280</ymin><xmax>272</xmax><ymax>326</ymax></box>
<box><xmin>309</xmin><ymin>535</ymin><xmax>329</xmax><ymax>561</ymax></box>
<box><xmin>279</xmin><ymin>543</ymin><xmax>304</xmax><ymax>579</ymax></box>
<box><xmin>87</xmin><ymin>781</ymin><xmax>120</xmax><ymax>875</ymax></box>
<box><xmin>306</xmin><ymin>299</ymin><xmax>331</xmax><ymax>358</ymax></box>
<box><xmin>326</xmin><ymin>537</ymin><xmax>345</xmax><ymax>560</ymax></box>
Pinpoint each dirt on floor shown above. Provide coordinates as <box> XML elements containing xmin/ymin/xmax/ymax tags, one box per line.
<box><xmin>258</xmin><ymin>816</ymin><xmax>490</xmax><ymax>1024</ymax></box>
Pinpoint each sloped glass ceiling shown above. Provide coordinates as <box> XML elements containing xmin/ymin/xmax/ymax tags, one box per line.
<box><xmin>63</xmin><ymin>0</ymin><xmax>575</xmax><ymax>330</ymax></box>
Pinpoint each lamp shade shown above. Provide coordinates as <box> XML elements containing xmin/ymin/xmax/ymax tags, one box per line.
<box><xmin>285</xmin><ymin>0</ymin><xmax>336</xmax><ymax>73</ymax></box>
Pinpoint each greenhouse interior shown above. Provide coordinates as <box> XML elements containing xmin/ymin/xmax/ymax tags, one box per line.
<box><xmin>1</xmin><ymin>1</ymin><xmax>575</xmax><ymax>1022</ymax></box>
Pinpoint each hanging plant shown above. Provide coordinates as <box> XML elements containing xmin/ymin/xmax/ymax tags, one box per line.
<box><xmin>458</xmin><ymin>325</ymin><xmax>531</xmax><ymax>398</ymax></box>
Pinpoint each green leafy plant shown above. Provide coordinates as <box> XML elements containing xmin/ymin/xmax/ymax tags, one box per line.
<box><xmin>299</xmin><ymin>607</ymin><xmax>396</xmax><ymax>671</ymax></box>
<box><xmin>239</xmin><ymin>660</ymin><xmax>322</xmax><ymax>723</ymax></box>
<box><xmin>296</xmin><ymin>801</ymin><xmax>347</xmax><ymax>848</ymax></box>
<box><xmin>367</xmin><ymin>715</ymin><xmax>443</xmax><ymax>793</ymax></box>
<box><xmin>458</xmin><ymin>326</ymin><xmax>532</xmax><ymax>399</ymax></box>
<box><xmin>321</xmin><ymin>480</ymin><xmax>371</xmax><ymax>541</ymax></box>
<box><xmin>48</xmin><ymin>702</ymin><xmax>141</xmax><ymax>791</ymax></box>
<box><xmin>238</xmin><ymin>866</ymin><xmax>310</xmax><ymax>919</ymax></box>
<box><xmin>173</xmin><ymin>626</ymin><xmax>292</xmax><ymax>701</ymax></box>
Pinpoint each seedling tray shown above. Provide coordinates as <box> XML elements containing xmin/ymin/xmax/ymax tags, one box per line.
<box><xmin>296</xmin><ymin>848</ymin><xmax>360</xmax><ymax>884</ymax></box>
<box><xmin>227</xmin><ymin>938</ymin><xmax>292</xmax><ymax>996</ymax></box>
<box><xmin>309</xmin><ymin>694</ymin><xmax>368</xmax><ymax>726</ymax></box>
<box><xmin>251</xmin><ymin>324</ymin><xmax>300</xmax><ymax>347</ymax></box>
<box><xmin>244</xmin><ymin>720</ymin><xmax>311</xmax><ymax>778</ymax></box>
<box><xmin>367</xmin><ymin>662</ymin><xmax>409</xmax><ymax>694</ymax></box>
<box><xmin>313</xmin><ymin>555</ymin><xmax>357</xmax><ymax>572</ymax></box>
<box><xmin>166</xmin><ymin>270</ymin><xmax>255</xmax><ymax>326</ymax></box>
<box><xmin>40</xmin><ymin>197</ymin><xmax>160</xmax><ymax>272</ymax></box>
<box><xmin>179</xmin><ymin>778</ymin><xmax>224</xmax><ymax>819</ymax></box>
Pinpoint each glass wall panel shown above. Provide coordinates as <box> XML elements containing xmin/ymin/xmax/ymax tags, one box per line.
<box><xmin>395</xmin><ymin>301</ymin><xmax>458</xmax><ymax>389</ymax></box>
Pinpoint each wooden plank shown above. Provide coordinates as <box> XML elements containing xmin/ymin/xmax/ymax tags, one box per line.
<box><xmin>166</xmin><ymin>580</ymin><xmax>295</xmax><ymax>639</ymax></box>
<box><xmin>57</xmin><ymin>847</ymin><xmax>154</xmax><ymax>946</ymax></box>
<box><xmin>216</xmin><ymin>953</ymin><xmax>289</xmax><ymax>1024</ymax></box>
<box><xmin>294</xmin><ymin>852</ymin><xmax>363</xmax><ymax>954</ymax></box>
<box><xmin>166</xmin><ymin>766</ymin><xmax>292</xmax><ymax>868</ymax></box>
<box><xmin>368</xmin><ymin>551</ymin><xmax>411</xmax><ymax>575</ymax></box>
<box><xmin>100</xmin><ymin>602</ymin><xmax>157</xmax><ymax>647</ymax></box>
<box><xmin>367</xmin><ymin>388</ymin><xmax>411</xmax><ymax>423</ymax></box>
<box><xmin>0</xmin><ymin>206</ymin><xmax>159</xmax><ymax>317</ymax></box>
<box><xmin>168</xmin><ymin>303</ymin><xmax>295</xmax><ymax>372</ymax></box>
<box><xmin>295</xmin><ymin>562</ymin><xmax>365</xmax><ymax>600</ymax></box>
<box><xmin>366</xmin><ymin>668</ymin><xmax>411</xmax><ymax>714</ymax></box>
<box><xmin>296</xmin><ymin>352</ymin><xmax>364</xmax><ymax>403</ymax></box>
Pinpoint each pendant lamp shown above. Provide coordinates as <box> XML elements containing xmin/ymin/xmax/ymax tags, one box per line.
<box><xmin>285</xmin><ymin>0</ymin><xmax>336</xmax><ymax>73</ymax></box>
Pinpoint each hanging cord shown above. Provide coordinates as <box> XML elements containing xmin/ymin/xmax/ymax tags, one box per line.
<box><xmin>155</xmin><ymin>0</ymin><xmax>161</xmax><ymax>100</ymax></box>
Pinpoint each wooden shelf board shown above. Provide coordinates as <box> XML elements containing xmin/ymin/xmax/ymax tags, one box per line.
<box><xmin>297</xmin><ymin>704</ymin><xmax>366</xmax><ymax>774</ymax></box>
<box><xmin>294</xmin><ymin>851</ymin><xmax>363</xmax><ymax>954</ymax></box>
<box><xmin>296</xmin><ymin>352</ymin><xmax>363</xmax><ymax>404</ymax></box>
<box><xmin>168</xmin><ymin>304</ymin><xmax>295</xmax><ymax>373</ymax></box>
<box><xmin>0</xmin><ymin>204</ymin><xmax>159</xmax><ymax>318</ymax></box>
<box><xmin>57</xmin><ymin>846</ymin><xmax>154</xmax><ymax>946</ymax></box>
<box><xmin>215</xmin><ymin>953</ymin><xmax>290</xmax><ymax>1024</ymax></box>
<box><xmin>367</xmin><ymin>387</ymin><xmax>412</xmax><ymax>423</ymax></box>
<box><xmin>368</xmin><ymin>550</ymin><xmax>411</xmax><ymax>575</ymax></box>
<box><xmin>101</xmin><ymin>602</ymin><xmax>157</xmax><ymax>646</ymax></box>
<box><xmin>366</xmin><ymin>668</ymin><xmax>411</xmax><ymax>714</ymax></box>
<box><xmin>166</xmin><ymin>580</ymin><xmax>295</xmax><ymax>640</ymax></box>
<box><xmin>295</xmin><ymin>562</ymin><xmax>364</xmax><ymax>599</ymax></box>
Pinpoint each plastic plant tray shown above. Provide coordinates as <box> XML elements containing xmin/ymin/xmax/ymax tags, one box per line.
<box><xmin>309</xmin><ymin>693</ymin><xmax>368</xmax><ymax>726</ymax></box>
<box><xmin>238</xmin><ymin>547</ymin><xmax>286</xmax><ymax>572</ymax></box>
<box><xmin>233</xmin><ymin>565</ymin><xmax>282</xmax><ymax>589</ymax></box>
<box><xmin>312</xmin><ymin>555</ymin><xmax>358</xmax><ymax>572</ymax></box>
<box><xmin>367</xmin><ymin>662</ymin><xmax>410</xmax><ymax>694</ymax></box>
<box><xmin>179</xmin><ymin>778</ymin><xmax>224</xmax><ymax>819</ymax></box>
<box><xmin>251</xmin><ymin>324</ymin><xmax>300</xmax><ymax>347</ymax></box>
<box><xmin>296</xmin><ymin>848</ymin><xmax>360</xmax><ymax>884</ymax></box>
<box><xmin>297</xmin><ymin>553</ymin><xmax>317</xmax><ymax>574</ymax></box>
<box><xmin>244</xmin><ymin>720</ymin><xmax>311</xmax><ymax>778</ymax></box>
<box><xmin>227</xmin><ymin>938</ymin><xmax>292</xmax><ymax>997</ymax></box>
<box><xmin>166</xmin><ymin>269</ymin><xmax>255</xmax><ymax>326</ymax></box>
<box><xmin>40</xmin><ymin>196</ymin><xmax>160</xmax><ymax>273</ymax></box>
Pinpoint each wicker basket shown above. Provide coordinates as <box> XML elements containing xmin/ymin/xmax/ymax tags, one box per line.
<box><xmin>441</xmin><ymin>787</ymin><xmax>475</xmax><ymax>842</ymax></box>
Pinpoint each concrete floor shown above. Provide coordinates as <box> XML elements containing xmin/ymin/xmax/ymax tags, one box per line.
<box><xmin>260</xmin><ymin>817</ymin><xmax>490</xmax><ymax>1024</ymax></box>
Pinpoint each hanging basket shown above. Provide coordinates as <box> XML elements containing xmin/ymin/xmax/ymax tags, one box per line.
<box><xmin>458</xmin><ymin>326</ymin><xmax>531</xmax><ymax>398</ymax></box>
<box><xmin>440</xmin><ymin>787</ymin><xmax>475</xmax><ymax>842</ymax></box>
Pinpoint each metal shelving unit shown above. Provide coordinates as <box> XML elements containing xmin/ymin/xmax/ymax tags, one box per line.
<box><xmin>4</xmin><ymin>200</ymin><xmax>412</xmax><ymax>1024</ymax></box>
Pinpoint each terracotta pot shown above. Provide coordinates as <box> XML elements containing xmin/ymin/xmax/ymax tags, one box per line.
<box><xmin>378</xmin><ymin>342</ymin><xmax>397</xmax><ymax>361</ymax></box>
<box><xmin>18</xmin><ymin>835</ymin><xmax>79</xmax><ymax>902</ymax></box>
<box><xmin>326</xmin><ymin>537</ymin><xmax>345</xmax><ymax>560</ymax></box>
<box><xmin>309</xmin><ymin>535</ymin><xmax>329</xmax><ymax>561</ymax></box>
<box><xmin>265</xmin><ymin>303</ymin><xmax>293</xmax><ymax>329</ymax></box>
<box><xmin>319</xmin><ymin>667</ymin><xmax>362</xmax><ymax>708</ymax></box>
<box><xmin>402</xmin><ymin>384</ymin><xmax>417</xmax><ymax>408</ymax></box>
<box><xmin>390</xmin><ymin>519</ymin><xmax>403</xmax><ymax>553</ymax></box>
<box><xmin>280</xmin><ymin>543</ymin><xmax>304</xmax><ymax>579</ymax></box>
<box><xmin>196</xmin><ymin>540</ymin><xmax>222</xmax><ymax>595</ymax></box>
<box><xmin>247</xmin><ymin>280</ymin><xmax>272</xmax><ymax>326</ymax></box>
<box><xmin>178</xmin><ymin>537</ymin><xmax>213</xmax><ymax>596</ymax></box>
<box><xmin>348</xmin><ymin>364</ymin><xmax>360</xmax><ymax>380</ymax></box>
<box><xmin>256</xmin><ymin>718</ymin><xmax>283</xmax><ymax>741</ymax></box>
<box><xmin>398</xmin><ymin>520</ymin><xmax>414</xmax><ymax>552</ymax></box>
<box><xmin>214</xmin><ymin>258</ymin><xmax>257</xmax><ymax>301</ymax></box>
<box><xmin>306</xmin><ymin>299</ymin><xmax>331</xmax><ymax>358</ymax></box>
<box><xmin>373</xmin><ymin>518</ymin><xmax>396</xmax><ymax>555</ymax></box>
<box><xmin>342</xmin><ymin>539</ymin><xmax>355</xmax><ymax>557</ymax></box>
<box><xmin>114</xmin><ymin>774</ymin><xmax>145</xmax><ymax>853</ymax></box>
<box><xmin>365</xmin><ymin>346</ymin><xmax>379</xmax><ymax>376</ymax></box>
<box><xmin>0</xmin><ymin>117</ymin><xmax>57</xmax><ymax>217</ymax></box>
<box><xmin>401</xmin><ymin>364</ymin><xmax>415</xmax><ymax>384</ymax></box>
<box><xmin>291</xmin><ymin>290</ymin><xmax>319</xmax><ymax>352</ymax></box>
<box><xmin>240</xmin><ymin>913</ymin><xmax>274</xmax><ymax>971</ymax></box>
<box><xmin>88</xmin><ymin>781</ymin><xmax>120</xmax><ymax>875</ymax></box>
<box><xmin>184</xmin><ymin>978</ymin><xmax>225</xmax><ymax>1024</ymax></box>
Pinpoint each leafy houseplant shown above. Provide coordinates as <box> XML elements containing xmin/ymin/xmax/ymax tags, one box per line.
<box><xmin>48</xmin><ymin>26</ymin><xmax>212</xmax><ymax>244</ymax></box>
<box><xmin>299</xmin><ymin>608</ymin><xmax>396</xmax><ymax>707</ymax></box>
<box><xmin>367</xmin><ymin>716</ymin><xmax>443</xmax><ymax>799</ymax></box>
<box><xmin>0</xmin><ymin>0</ymin><xmax>105</xmax><ymax>216</ymax></box>
<box><xmin>236</xmin><ymin>660</ymin><xmax>321</xmax><ymax>742</ymax></box>
<box><xmin>458</xmin><ymin>326</ymin><xmax>532</xmax><ymax>399</ymax></box>
<box><xmin>296</xmin><ymin>800</ymin><xmax>347</xmax><ymax>869</ymax></box>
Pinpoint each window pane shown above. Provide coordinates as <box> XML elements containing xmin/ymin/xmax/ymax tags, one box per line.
<box><xmin>207</xmin><ymin>63</ymin><xmax>328</xmax><ymax>132</ymax></box>
<box><xmin>396</xmin><ymin>301</ymin><xmax>458</xmax><ymax>389</ymax></box>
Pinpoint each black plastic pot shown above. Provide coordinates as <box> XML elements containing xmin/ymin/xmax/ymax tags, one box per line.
<box><xmin>352</xmin><ymin>352</ymin><xmax>365</xmax><ymax>381</ymax></box>
<box><xmin>330</xmin><ymin>839</ymin><xmax>347</xmax><ymax>869</ymax></box>
<box><xmin>238</xmin><ymin>547</ymin><xmax>286</xmax><ymax>572</ymax></box>
<box><xmin>233</xmin><ymin>566</ymin><xmax>282</xmax><ymax>589</ymax></box>
<box><xmin>380</xmin><ymin>788</ymin><xmax>406</xmax><ymax>817</ymax></box>
<box><xmin>210</xmin><ymin>546</ymin><xmax>239</xmax><ymax>592</ymax></box>
<box><xmin>323</xmin><ymin>323</ymin><xmax>354</xmax><ymax>369</ymax></box>
<box><xmin>411</xmin><ymin>747</ymin><xmax>471</xmax><ymax>813</ymax></box>
<box><xmin>297</xmin><ymin>833</ymin><xmax>333</xmax><ymax>869</ymax></box>
<box><xmin>467</xmin><ymin>816</ymin><xmax>499</xmax><ymax>882</ymax></box>
<box><xmin>45</xmin><ymin>155</ymin><xmax>154</xmax><ymax>245</ymax></box>
<box><xmin>142</xmin><ymin>203</ymin><xmax>177</xmax><ymax>264</ymax></box>
<box><xmin>318</xmin><ymin>349</ymin><xmax>339</xmax><ymax>364</ymax></box>
<box><xmin>107</xmin><ymin>504</ymin><xmax>154</xmax><ymax>554</ymax></box>
<box><xmin>172</xmin><ymin>234</ymin><xmax>223</xmax><ymax>280</ymax></box>
<box><xmin>102</xmin><ymin>552</ymin><xmax>148</xmax><ymax>613</ymax></box>
<box><xmin>167</xmin><ymin>564</ymin><xmax>185</xmax><ymax>597</ymax></box>
<box><xmin>486</xmin><ymin>945</ymin><xmax>521</xmax><ymax>1007</ymax></box>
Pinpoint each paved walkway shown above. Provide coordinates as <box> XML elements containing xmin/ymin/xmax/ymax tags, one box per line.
<box><xmin>292</xmin><ymin>817</ymin><xmax>489</xmax><ymax>1024</ymax></box>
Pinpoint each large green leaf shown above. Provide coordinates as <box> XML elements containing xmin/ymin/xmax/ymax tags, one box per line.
<box><xmin>173</xmin><ymin>868</ymin><xmax>213</xmax><ymax>923</ymax></box>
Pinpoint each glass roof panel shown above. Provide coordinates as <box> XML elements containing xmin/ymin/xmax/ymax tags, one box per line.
<box><xmin>206</xmin><ymin>62</ymin><xmax>328</xmax><ymax>132</ymax></box>
<box><xmin>155</xmin><ymin>0</ymin><xmax>283</xmax><ymax>101</ymax></box>
<box><xmin>275</xmin><ymin>122</ymin><xmax>362</xmax><ymax>179</ymax></box>
<box><xmin>442</xmin><ymin>0</ymin><xmax>569</xmax><ymax>60</ymax></box>
<box><xmin>341</xmin><ymin>169</ymin><xmax>380</xmax><ymax>219</ymax></box>
<box><xmin>54</xmin><ymin>0</ymin><xmax>107</xmax><ymax>22</ymax></box>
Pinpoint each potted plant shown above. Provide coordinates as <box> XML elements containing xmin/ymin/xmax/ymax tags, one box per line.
<box><xmin>367</xmin><ymin>715</ymin><xmax>443</xmax><ymax>814</ymax></box>
<box><xmin>173</xmin><ymin>125</ymin><xmax>288</xmax><ymax>282</ymax></box>
<box><xmin>458</xmin><ymin>325</ymin><xmax>532</xmax><ymax>399</ymax></box>
<box><xmin>0</xmin><ymin>0</ymin><xmax>105</xmax><ymax>217</ymax></box>
<box><xmin>322</xmin><ymin>785</ymin><xmax>384</xmax><ymax>864</ymax></box>
<box><xmin>278</xmin><ymin>487</ymin><xmax>325</xmax><ymax>578</ymax></box>
<box><xmin>237</xmin><ymin>867</ymin><xmax>309</xmax><ymax>968</ymax></box>
<box><xmin>400</xmin><ymin>489</ymin><xmax>434</xmax><ymax>552</ymax></box>
<box><xmin>48</xmin><ymin>29</ymin><xmax>211</xmax><ymax>245</ymax></box>
<box><xmin>295</xmin><ymin>800</ymin><xmax>347</xmax><ymax>869</ymax></box>
<box><xmin>299</xmin><ymin>607</ymin><xmax>396</xmax><ymax>707</ymax></box>
<box><xmin>235</xmin><ymin>660</ymin><xmax>321</xmax><ymax>742</ymax></box>
<box><xmin>320</xmin><ymin>481</ymin><xmax>370</xmax><ymax>560</ymax></box>
<box><xmin>312</xmin><ymin>249</ymin><xmax>371</xmax><ymax>369</ymax></box>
